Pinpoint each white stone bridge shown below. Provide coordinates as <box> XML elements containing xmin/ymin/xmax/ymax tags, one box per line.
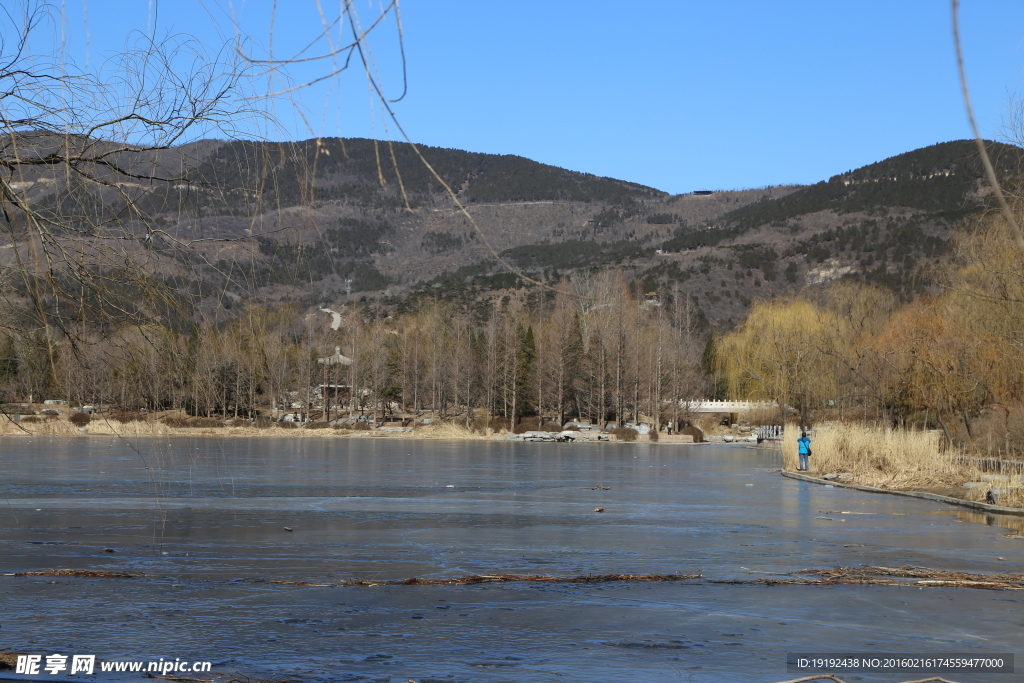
<box><xmin>680</xmin><ymin>400</ymin><xmax>776</xmax><ymax>413</ymax></box>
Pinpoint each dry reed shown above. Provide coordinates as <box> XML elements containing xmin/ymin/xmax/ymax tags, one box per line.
<box><xmin>782</xmin><ymin>425</ymin><xmax>799</xmax><ymax>471</ymax></box>
<box><xmin>0</xmin><ymin>416</ymin><xmax>341</xmax><ymax>438</ymax></box>
<box><xmin>415</xmin><ymin>421</ymin><xmax>490</xmax><ymax>440</ymax></box>
<box><xmin>787</xmin><ymin>422</ymin><xmax>990</xmax><ymax>492</ymax></box>
<box><xmin>0</xmin><ymin>415</ymin><xmax>500</xmax><ymax>440</ymax></box>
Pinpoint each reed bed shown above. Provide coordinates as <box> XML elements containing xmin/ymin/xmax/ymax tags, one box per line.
<box><xmin>785</xmin><ymin>422</ymin><xmax>965</xmax><ymax>487</ymax></box>
<box><xmin>784</xmin><ymin>422</ymin><xmax>1007</xmax><ymax>497</ymax></box>
<box><xmin>0</xmin><ymin>414</ymin><xmax>496</xmax><ymax>441</ymax></box>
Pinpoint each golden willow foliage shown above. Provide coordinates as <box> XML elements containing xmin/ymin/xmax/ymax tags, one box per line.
<box><xmin>722</xmin><ymin>205</ymin><xmax>1024</xmax><ymax>455</ymax></box>
<box><xmin>719</xmin><ymin>284</ymin><xmax>894</xmax><ymax>424</ymax></box>
<box><xmin>0</xmin><ymin>274</ymin><xmax>706</xmax><ymax>429</ymax></box>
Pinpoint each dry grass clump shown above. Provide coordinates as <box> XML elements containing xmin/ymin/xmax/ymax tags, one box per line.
<box><xmin>787</xmin><ymin>422</ymin><xmax>979</xmax><ymax>490</ymax></box>
<box><xmin>418</xmin><ymin>420</ymin><xmax>488</xmax><ymax>440</ymax></box>
<box><xmin>782</xmin><ymin>426</ymin><xmax>799</xmax><ymax>471</ymax></box>
<box><xmin>611</xmin><ymin>426</ymin><xmax>639</xmax><ymax>442</ymax></box>
<box><xmin>88</xmin><ymin>418</ymin><xmax>171</xmax><ymax>436</ymax></box>
<box><xmin>303</xmin><ymin>421</ymin><xmax>331</xmax><ymax>430</ymax></box>
<box><xmin>0</xmin><ymin>416</ymin><xmax>78</xmax><ymax>435</ymax></box>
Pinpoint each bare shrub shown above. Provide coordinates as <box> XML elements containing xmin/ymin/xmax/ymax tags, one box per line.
<box><xmin>304</xmin><ymin>421</ymin><xmax>331</xmax><ymax>430</ymax></box>
<box><xmin>21</xmin><ymin>415</ymin><xmax>39</xmax><ymax>423</ymax></box>
<box><xmin>513</xmin><ymin>416</ymin><xmax>539</xmax><ymax>434</ymax></box>
<box><xmin>648</xmin><ymin>429</ymin><xmax>659</xmax><ymax>442</ymax></box>
<box><xmin>489</xmin><ymin>417</ymin><xmax>511</xmax><ymax>432</ymax></box>
<box><xmin>68</xmin><ymin>412</ymin><xmax>91</xmax><ymax>427</ymax></box>
<box><xmin>971</xmin><ymin>405</ymin><xmax>1024</xmax><ymax>459</ymax></box>
<box><xmin>276</xmin><ymin>421</ymin><xmax>298</xmax><ymax>429</ymax></box>
<box><xmin>696</xmin><ymin>414</ymin><xmax>721</xmax><ymax>434</ymax></box>
<box><xmin>612</xmin><ymin>426</ymin><xmax>638</xmax><ymax>442</ymax></box>
<box><xmin>108</xmin><ymin>411</ymin><xmax>147</xmax><ymax>424</ymax></box>
<box><xmin>679</xmin><ymin>423</ymin><xmax>704</xmax><ymax>443</ymax></box>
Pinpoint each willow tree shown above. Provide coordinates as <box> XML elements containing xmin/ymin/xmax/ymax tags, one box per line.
<box><xmin>718</xmin><ymin>298</ymin><xmax>841</xmax><ymax>425</ymax></box>
<box><xmin>949</xmin><ymin>214</ymin><xmax>1024</xmax><ymax>401</ymax></box>
<box><xmin>871</xmin><ymin>296</ymin><xmax>996</xmax><ymax>442</ymax></box>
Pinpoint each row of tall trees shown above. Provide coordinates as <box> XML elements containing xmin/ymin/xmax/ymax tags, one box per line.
<box><xmin>0</xmin><ymin>273</ymin><xmax>707</xmax><ymax>429</ymax></box>
<box><xmin>719</xmin><ymin>212</ymin><xmax>1024</xmax><ymax>453</ymax></box>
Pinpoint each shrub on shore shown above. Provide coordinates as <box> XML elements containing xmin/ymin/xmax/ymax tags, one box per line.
<box><xmin>109</xmin><ymin>411</ymin><xmax>147</xmax><ymax>423</ymax></box>
<box><xmin>420</xmin><ymin>420</ymin><xmax>487</xmax><ymax>439</ymax></box>
<box><xmin>612</xmin><ymin>426</ymin><xmax>638</xmax><ymax>442</ymax></box>
<box><xmin>69</xmin><ymin>412</ymin><xmax>91</xmax><ymax>427</ymax></box>
<box><xmin>158</xmin><ymin>415</ymin><xmax>225</xmax><ymax>428</ymax></box>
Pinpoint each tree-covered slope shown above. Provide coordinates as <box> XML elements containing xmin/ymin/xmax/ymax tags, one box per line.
<box><xmin>708</xmin><ymin>140</ymin><xmax>1022</xmax><ymax>235</ymax></box>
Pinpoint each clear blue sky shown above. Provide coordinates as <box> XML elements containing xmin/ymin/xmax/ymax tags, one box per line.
<box><xmin>34</xmin><ymin>1</ymin><xmax>1024</xmax><ymax>194</ymax></box>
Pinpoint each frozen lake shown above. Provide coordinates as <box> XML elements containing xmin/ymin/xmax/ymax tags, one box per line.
<box><xmin>1</xmin><ymin>436</ymin><xmax>1022</xmax><ymax>682</ymax></box>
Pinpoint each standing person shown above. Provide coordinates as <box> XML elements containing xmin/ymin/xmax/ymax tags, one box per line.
<box><xmin>797</xmin><ymin>430</ymin><xmax>812</xmax><ymax>471</ymax></box>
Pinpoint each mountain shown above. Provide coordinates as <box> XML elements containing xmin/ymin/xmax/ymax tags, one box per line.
<box><xmin>3</xmin><ymin>136</ymin><xmax>1020</xmax><ymax>331</ymax></box>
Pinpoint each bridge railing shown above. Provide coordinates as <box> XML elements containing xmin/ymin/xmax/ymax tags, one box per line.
<box><xmin>679</xmin><ymin>400</ymin><xmax>776</xmax><ymax>413</ymax></box>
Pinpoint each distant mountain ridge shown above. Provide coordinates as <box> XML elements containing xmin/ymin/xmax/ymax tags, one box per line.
<box><xmin>3</xmin><ymin>134</ymin><xmax>1019</xmax><ymax>331</ymax></box>
<box><xmin>716</xmin><ymin>139</ymin><xmax>1017</xmax><ymax>232</ymax></box>
<box><xmin>126</xmin><ymin>137</ymin><xmax>1024</xmax><ymax>328</ymax></box>
<box><xmin>190</xmin><ymin>137</ymin><xmax>666</xmax><ymax>207</ymax></box>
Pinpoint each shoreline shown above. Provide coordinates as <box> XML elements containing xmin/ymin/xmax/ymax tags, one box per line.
<box><xmin>781</xmin><ymin>469</ymin><xmax>1024</xmax><ymax>516</ymax></box>
<box><xmin>0</xmin><ymin>413</ymin><xmax>703</xmax><ymax>444</ymax></box>
<box><xmin>0</xmin><ymin>420</ymin><xmax>703</xmax><ymax>444</ymax></box>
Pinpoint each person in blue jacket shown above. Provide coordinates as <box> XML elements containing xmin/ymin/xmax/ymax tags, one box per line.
<box><xmin>797</xmin><ymin>431</ymin><xmax>812</xmax><ymax>471</ymax></box>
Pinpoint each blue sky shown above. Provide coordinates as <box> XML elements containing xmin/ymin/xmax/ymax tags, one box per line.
<box><xmin>28</xmin><ymin>0</ymin><xmax>1024</xmax><ymax>194</ymax></box>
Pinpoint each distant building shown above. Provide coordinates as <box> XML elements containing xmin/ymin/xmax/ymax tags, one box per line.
<box><xmin>317</xmin><ymin>346</ymin><xmax>354</xmax><ymax>367</ymax></box>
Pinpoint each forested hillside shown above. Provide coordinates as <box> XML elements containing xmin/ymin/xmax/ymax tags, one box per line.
<box><xmin>2</xmin><ymin>136</ymin><xmax>1018</xmax><ymax>340</ymax></box>
<box><xmin>3</xmin><ymin>132</ymin><xmax>1022</xmax><ymax>426</ymax></box>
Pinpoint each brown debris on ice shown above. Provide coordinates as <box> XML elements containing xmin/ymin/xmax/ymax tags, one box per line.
<box><xmin>6</xmin><ymin>569</ymin><xmax>141</xmax><ymax>578</ymax></box>
<box><xmin>712</xmin><ymin>565</ymin><xmax>1024</xmax><ymax>591</ymax></box>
